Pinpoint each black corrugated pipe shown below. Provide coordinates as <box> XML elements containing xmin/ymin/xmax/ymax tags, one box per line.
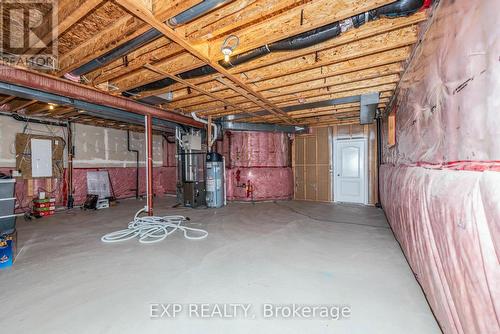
<box><xmin>123</xmin><ymin>65</ymin><xmax>218</xmax><ymax>97</ymax></box>
<box><xmin>222</xmin><ymin>22</ymin><xmax>341</xmax><ymax>68</ymax></box>
<box><xmin>125</xmin><ymin>0</ymin><xmax>424</xmax><ymax>98</ymax></box>
<box><xmin>222</xmin><ymin>0</ymin><xmax>424</xmax><ymax>68</ymax></box>
<box><xmin>70</xmin><ymin>0</ymin><xmax>233</xmax><ymax>77</ymax></box>
<box><xmin>374</xmin><ymin>0</ymin><xmax>426</xmax><ymax>17</ymax></box>
<box><xmin>168</xmin><ymin>0</ymin><xmax>232</xmax><ymax>26</ymax></box>
<box><xmin>71</xmin><ymin>29</ymin><xmax>163</xmax><ymax>76</ymax></box>
<box><xmin>127</xmin><ymin>130</ymin><xmax>140</xmax><ymax>199</ymax></box>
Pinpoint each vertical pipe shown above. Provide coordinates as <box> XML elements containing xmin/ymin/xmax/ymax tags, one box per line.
<box><xmin>207</xmin><ymin>116</ymin><xmax>212</xmax><ymax>152</ymax></box>
<box><xmin>375</xmin><ymin>114</ymin><xmax>382</xmax><ymax>208</ymax></box>
<box><xmin>67</xmin><ymin>122</ymin><xmax>74</xmax><ymax>208</ymax></box>
<box><xmin>127</xmin><ymin>130</ymin><xmax>140</xmax><ymax>199</ymax></box>
<box><xmin>145</xmin><ymin>115</ymin><xmax>154</xmax><ymax>215</ymax></box>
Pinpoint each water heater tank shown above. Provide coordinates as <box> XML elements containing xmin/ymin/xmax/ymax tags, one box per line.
<box><xmin>206</xmin><ymin>152</ymin><xmax>225</xmax><ymax>208</ymax></box>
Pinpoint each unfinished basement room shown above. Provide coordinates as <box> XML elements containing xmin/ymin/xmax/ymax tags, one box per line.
<box><xmin>0</xmin><ymin>0</ymin><xmax>498</xmax><ymax>333</ymax></box>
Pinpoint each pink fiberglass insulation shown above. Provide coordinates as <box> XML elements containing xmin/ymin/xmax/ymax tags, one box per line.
<box><xmin>71</xmin><ymin>167</ymin><xmax>175</xmax><ymax>205</ymax></box>
<box><xmin>382</xmin><ymin>0</ymin><xmax>500</xmax><ymax>165</ymax></box>
<box><xmin>380</xmin><ymin>165</ymin><xmax>500</xmax><ymax>334</ymax></box>
<box><xmin>218</xmin><ymin>131</ymin><xmax>293</xmax><ymax>201</ymax></box>
<box><xmin>2</xmin><ymin>166</ymin><xmax>175</xmax><ymax>213</ymax></box>
<box><xmin>380</xmin><ymin>1</ymin><xmax>500</xmax><ymax>333</ymax></box>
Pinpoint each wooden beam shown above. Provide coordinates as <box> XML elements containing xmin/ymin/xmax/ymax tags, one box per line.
<box><xmin>12</xmin><ymin>100</ymin><xmax>37</xmax><ymax>112</ymax></box>
<box><xmin>33</xmin><ymin>0</ymin><xmax>105</xmax><ymax>55</ymax></box>
<box><xmin>57</xmin><ymin>0</ymin><xmax>200</xmax><ymax>75</ymax></box>
<box><xmin>207</xmin><ymin>0</ymin><xmax>396</xmax><ymax>59</ymax></box>
<box><xmin>57</xmin><ymin>15</ymin><xmax>147</xmax><ymax>75</ymax></box>
<box><xmin>185</xmin><ymin>0</ymin><xmax>307</xmax><ymax>41</ymax></box>
<box><xmin>176</xmin><ymin>74</ymin><xmax>399</xmax><ymax>114</ymax></box>
<box><xmin>136</xmin><ymin>13</ymin><xmax>423</xmax><ymax>101</ymax></box>
<box><xmin>0</xmin><ymin>96</ymin><xmax>15</xmax><ymax>105</ymax></box>
<box><xmin>92</xmin><ymin>40</ymin><xmax>183</xmax><ymax>85</ymax></box>
<box><xmin>171</xmin><ymin>62</ymin><xmax>404</xmax><ymax>109</ymax></box>
<box><xmin>170</xmin><ymin>48</ymin><xmax>408</xmax><ymax>106</ymax></box>
<box><xmin>214</xmin><ymin>77</ymin><xmax>291</xmax><ymax>123</ymax></box>
<box><xmin>115</xmin><ymin>0</ymin><xmax>295</xmax><ymax>123</ymax></box>
<box><xmin>206</xmin><ymin>86</ymin><xmax>395</xmax><ymax>117</ymax></box>
<box><xmin>143</xmin><ymin>63</ymin><xmax>257</xmax><ymax>117</ymax></box>
<box><xmin>140</xmin><ymin>23</ymin><xmax>418</xmax><ymax>104</ymax></box>
<box><xmin>114</xmin><ymin>53</ymin><xmax>204</xmax><ymax>92</ymax></box>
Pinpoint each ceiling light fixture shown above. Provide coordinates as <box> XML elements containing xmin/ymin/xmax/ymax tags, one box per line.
<box><xmin>221</xmin><ymin>35</ymin><xmax>239</xmax><ymax>63</ymax></box>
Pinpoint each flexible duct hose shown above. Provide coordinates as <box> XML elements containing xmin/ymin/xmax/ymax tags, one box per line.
<box><xmin>101</xmin><ymin>208</ymin><xmax>208</xmax><ymax>244</ymax></box>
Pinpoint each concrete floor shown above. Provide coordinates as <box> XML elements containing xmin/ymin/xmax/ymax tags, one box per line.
<box><xmin>0</xmin><ymin>197</ymin><xmax>441</xmax><ymax>333</ymax></box>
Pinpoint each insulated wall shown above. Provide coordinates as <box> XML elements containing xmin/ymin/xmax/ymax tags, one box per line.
<box><xmin>217</xmin><ymin>130</ymin><xmax>293</xmax><ymax>201</ymax></box>
<box><xmin>0</xmin><ymin>117</ymin><xmax>176</xmax><ymax>210</ymax></box>
<box><xmin>380</xmin><ymin>1</ymin><xmax>500</xmax><ymax>333</ymax></box>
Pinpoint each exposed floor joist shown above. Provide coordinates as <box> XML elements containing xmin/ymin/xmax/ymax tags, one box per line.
<box><xmin>115</xmin><ymin>0</ymin><xmax>296</xmax><ymax>123</ymax></box>
<box><xmin>2</xmin><ymin>1</ymin><xmax>429</xmax><ymax>128</ymax></box>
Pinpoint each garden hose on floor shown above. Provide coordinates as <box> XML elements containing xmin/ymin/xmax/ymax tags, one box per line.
<box><xmin>101</xmin><ymin>208</ymin><xmax>208</xmax><ymax>244</ymax></box>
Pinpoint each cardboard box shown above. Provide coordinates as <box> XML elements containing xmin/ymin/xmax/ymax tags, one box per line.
<box><xmin>0</xmin><ymin>230</ymin><xmax>17</xmax><ymax>269</ymax></box>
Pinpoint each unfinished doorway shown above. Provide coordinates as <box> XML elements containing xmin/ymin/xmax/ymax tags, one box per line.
<box><xmin>334</xmin><ymin>138</ymin><xmax>367</xmax><ymax>204</ymax></box>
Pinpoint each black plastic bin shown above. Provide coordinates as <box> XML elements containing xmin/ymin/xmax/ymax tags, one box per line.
<box><xmin>0</xmin><ymin>179</ymin><xmax>16</xmax><ymax>235</ymax></box>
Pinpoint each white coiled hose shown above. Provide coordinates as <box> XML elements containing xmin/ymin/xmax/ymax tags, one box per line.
<box><xmin>101</xmin><ymin>208</ymin><xmax>208</xmax><ymax>244</ymax></box>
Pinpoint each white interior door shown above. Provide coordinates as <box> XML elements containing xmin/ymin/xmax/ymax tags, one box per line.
<box><xmin>334</xmin><ymin>139</ymin><xmax>367</xmax><ymax>204</ymax></box>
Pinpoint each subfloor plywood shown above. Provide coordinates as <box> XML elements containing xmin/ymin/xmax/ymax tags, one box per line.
<box><xmin>0</xmin><ymin>197</ymin><xmax>440</xmax><ymax>334</ymax></box>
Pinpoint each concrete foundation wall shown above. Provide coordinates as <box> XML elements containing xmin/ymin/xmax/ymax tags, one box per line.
<box><xmin>0</xmin><ymin>116</ymin><xmax>176</xmax><ymax>210</ymax></box>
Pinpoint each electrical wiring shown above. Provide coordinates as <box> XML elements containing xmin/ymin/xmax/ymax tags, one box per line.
<box><xmin>101</xmin><ymin>208</ymin><xmax>208</xmax><ymax>244</ymax></box>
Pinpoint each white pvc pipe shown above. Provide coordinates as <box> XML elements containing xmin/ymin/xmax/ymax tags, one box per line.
<box><xmin>191</xmin><ymin>112</ymin><xmax>218</xmax><ymax>150</ymax></box>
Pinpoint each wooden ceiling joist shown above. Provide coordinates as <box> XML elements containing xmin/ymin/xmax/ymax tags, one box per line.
<box><xmin>170</xmin><ymin>62</ymin><xmax>403</xmax><ymax>110</ymax></box>
<box><xmin>143</xmin><ymin>63</ymin><xmax>257</xmax><ymax>118</ymax></box>
<box><xmin>0</xmin><ymin>96</ymin><xmax>16</xmax><ymax>106</ymax></box>
<box><xmin>115</xmin><ymin>0</ymin><xmax>295</xmax><ymax>123</ymax></box>
<box><xmin>134</xmin><ymin>14</ymin><xmax>423</xmax><ymax>102</ymax></box>
<box><xmin>3</xmin><ymin>0</ymin><xmax>429</xmax><ymax>128</ymax></box>
<box><xmin>206</xmin><ymin>0</ymin><xmax>395</xmax><ymax>60</ymax></box>
<box><xmin>33</xmin><ymin>0</ymin><xmax>106</xmax><ymax>55</ymax></box>
<box><xmin>12</xmin><ymin>100</ymin><xmax>38</xmax><ymax>112</ymax></box>
<box><xmin>137</xmin><ymin>25</ymin><xmax>417</xmax><ymax>109</ymax></box>
<box><xmin>169</xmin><ymin>47</ymin><xmax>409</xmax><ymax>106</ymax></box>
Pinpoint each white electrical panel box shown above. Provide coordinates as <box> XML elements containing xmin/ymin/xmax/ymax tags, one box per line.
<box><xmin>182</xmin><ymin>134</ymin><xmax>202</xmax><ymax>150</ymax></box>
<box><xmin>31</xmin><ymin>139</ymin><xmax>53</xmax><ymax>177</ymax></box>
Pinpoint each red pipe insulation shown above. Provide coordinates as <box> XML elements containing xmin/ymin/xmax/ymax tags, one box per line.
<box><xmin>0</xmin><ymin>64</ymin><xmax>203</xmax><ymax>128</ymax></box>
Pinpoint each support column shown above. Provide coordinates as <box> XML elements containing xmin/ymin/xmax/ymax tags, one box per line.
<box><xmin>145</xmin><ymin>115</ymin><xmax>153</xmax><ymax>215</ymax></box>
